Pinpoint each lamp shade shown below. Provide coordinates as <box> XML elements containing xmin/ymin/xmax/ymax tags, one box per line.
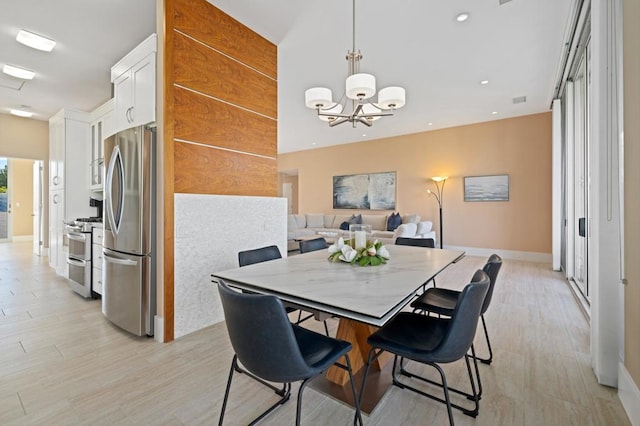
<box><xmin>346</xmin><ymin>73</ymin><xmax>376</xmax><ymax>100</ymax></box>
<box><xmin>305</xmin><ymin>87</ymin><xmax>333</xmax><ymax>109</ymax></box>
<box><xmin>318</xmin><ymin>103</ymin><xmax>344</xmax><ymax>122</ymax></box>
<box><xmin>378</xmin><ymin>86</ymin><xmax>406</xmax><ymax>109</ymax></box>
<box><xmin>362</xmin><ymin>103</ymin><xmax>381</xmax><ymax>121</ymax></box>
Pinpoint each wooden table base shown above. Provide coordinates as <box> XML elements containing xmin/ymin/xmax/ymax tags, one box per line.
<box><xmin>310</xmin><ymin>355</ymin><xmax>395</xmax><ymax>414</ymax></box>
<box><xmin>311</xmin><ymin>318</ymin><xmax>395</xmax><ymax>414</ymax></box>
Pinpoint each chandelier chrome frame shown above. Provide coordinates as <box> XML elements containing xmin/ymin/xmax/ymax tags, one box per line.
<box><xmin>304</xmin><ymin>0</ymin><xmax>406</xmax><ymax>128</ymax></box>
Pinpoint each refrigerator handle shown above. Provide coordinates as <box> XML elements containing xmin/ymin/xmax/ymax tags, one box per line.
<box><xmin>103</xmin><ymin>251</ymin><xmax>138</xmax><ymax>266</ymax></box>
<box><xmin>105</xmin><ymin>145</ymin><xmax>121</xmax><ymax>235</ymax></box>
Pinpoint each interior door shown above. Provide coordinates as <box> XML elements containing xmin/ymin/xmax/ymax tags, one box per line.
<box><xmin>32</xmin><ymin>161</ymin><xmax>43</xmax><ymax>255</ymax></box>
<box><xmin>0</xmin><ymin>158</ymin><xmax>9</xmax><ymax>242</ymax></box>
<box><xmin>572</xmin><ymin>44</ymin><xmax>590</xmax><ymax>298</ymax></box>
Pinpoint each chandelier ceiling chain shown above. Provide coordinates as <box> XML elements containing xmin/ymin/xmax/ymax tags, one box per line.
<box><xmin>304</xmin><ymin>0</ymin><xmax>406</xmax><ymax>128</ymax></box>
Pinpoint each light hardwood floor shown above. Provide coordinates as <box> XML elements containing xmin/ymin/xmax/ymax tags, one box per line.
<box><xmin>0</xmin><ymin>241</ymin><xmax>630</xmax><ymax>425</ymax></box>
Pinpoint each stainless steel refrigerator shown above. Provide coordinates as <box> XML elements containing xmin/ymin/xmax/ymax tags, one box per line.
<box><xmin>102</xmin><ymin>125</ymin><xmax>156</xmax><ymax>336</ymax></box>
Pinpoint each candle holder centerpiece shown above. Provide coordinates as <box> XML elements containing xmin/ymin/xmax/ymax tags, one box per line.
<box><xmin>328</xmin><ymin>224</ymin><xmax>390</xmax><ymax>266</ymax></box>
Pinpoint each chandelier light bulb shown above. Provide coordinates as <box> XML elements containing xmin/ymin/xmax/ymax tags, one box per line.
<box><xmin>346</xmin><ymin>73</ymin><xmax>376</xmax><ymax>100</ymax></box>
<box><xmin>305</xmin><ymin>87</ymin><xmax>333</xmax><ymax>109</ymax></box>
<box><xmin>378</xmin><ymin>86</ymin><xmax>406</xmax><ymax>109</ymax></box>
<box><xmin>318</xmin><ymin>103</ymin><xmax>344</xmax><ymax>122</ymax></box>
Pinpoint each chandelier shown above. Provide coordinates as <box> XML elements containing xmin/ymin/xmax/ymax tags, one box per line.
<box><xmin>304</xmin><ymin>0</ymin><xmax>406</xmax><ymax>127</ymax></box>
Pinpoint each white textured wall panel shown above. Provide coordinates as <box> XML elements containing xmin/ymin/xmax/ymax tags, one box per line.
<box><xmin>174</xmin><ymin>194</ymin><xmax>287</xmax><ymax>338</ymax></box>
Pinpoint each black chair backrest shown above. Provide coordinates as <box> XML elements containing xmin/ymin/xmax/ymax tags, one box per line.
<box><xmin>217</xmin><ymin>280</ymin><xmax>314</xmax><ymax>383</ymax></box>
<box><xmin>432</xmin><ymin>269</ymin><xmax>490</xmax><ymax>363</ymax></box>
<box><xmin>395</xmin><ymin>237</ymin><xmax>435</xmax><ymax>248</ymax></box>
<box><xmin>480</xmin><ymin>254</ymin><xmax>502</xmax><ymax>314</ymax></box>
<box><xmin>299</xmin><ymin>237</ymin><xmax>328</xmax><ymax>254</ymax></box>
<box><xmin>238</xmin><ymin>245</ymin><xmax>282</xmax><ymax>267</ymax></box>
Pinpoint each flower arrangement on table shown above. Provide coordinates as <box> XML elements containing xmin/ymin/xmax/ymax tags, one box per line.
<box><xmin>327</xmin><ymin>237</ymin><xmax>390</xmax><ymax>266</ymax></box>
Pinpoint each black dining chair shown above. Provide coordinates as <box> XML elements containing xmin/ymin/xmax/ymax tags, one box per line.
<box><xmin>395</xmin><ymin>236</ymin><xmax>438</xmax><ymax>289</ymax></box>
<box><xmin>395</xmin><ymin>237</ymin><xmax>436</xmax><ymax>248</ymax></box>
<box><xmin>238</xmin><ymin>245</ymin><xmax>330</xmax><ymax>336</ymax></box>
<box><xmin>299</xmin><ymin>237</ymin><xmax>328</xmax><ymax>254</ymax></box>
<box><xmin>359</xmin><ymin>270</ymin><xmax>490</xmax><ymax>426</ymax></box>
<box><xmin>217</xmin><ymin>280</ymin><xmax>363</xmax><ymax>426</ymax></box>
<box><xmin>411</xmin><ymin>254</ymin><xmax>503</xmax><ymax>364</ymax></box>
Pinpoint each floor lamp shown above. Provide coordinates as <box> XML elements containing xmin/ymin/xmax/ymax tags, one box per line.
<box><xmin>427</xmin><ymin>176</ymin><xmax>447</xmax><ymax>249</ymax></box>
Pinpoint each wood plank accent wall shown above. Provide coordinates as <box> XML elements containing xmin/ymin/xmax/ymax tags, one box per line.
<box><xmin>163</xmin><ymin>0</ymin><xmax>278</xmax><ymax>341</ymax></box>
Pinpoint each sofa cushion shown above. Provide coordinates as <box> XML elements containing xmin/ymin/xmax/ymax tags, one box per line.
<box><xmin>362</xmin><ymin>214</ymin><xmax>387</xmax><ymax>231</ymax></box>
<box><xmin>416</xmin><ymin>221</ymin><xmax>433</xmax><ymax>236</ymax></box>
<box><xmin>402</xmin><ymin>214</ymin><xmax>421</xmax><ymax>224</ymax></box>
<box><xmin>293</xmin><ymin>214</ymin><xmax>306</xmax><ymax>228</ymax></box>
<box><xmin>393</xmin><ymin>223</ymin><xmax>418</xmax><ymax>238</ymax></box>
<box><xmin>306</xmin><ymin>214</ymin><xmax>324</xmax><ymax>228</ymax></box>
<box><xmin>287</xmin><ymin>215</ymin><xmax>298</xmax><ymax>231</ymax></box>
<box><xmin>323</xmin><ymin>214</ymin><xmax>336</xmax><ymax>228</ymax></box>
<box><xmin>386</xmin><ymin>212</ymin><xmax>402</xmax><ymax>231</ymax></box>
<box><xmin>334</xmin><ymin>214</ymin><xmax>351</xmax><ymax>227</ymax></box>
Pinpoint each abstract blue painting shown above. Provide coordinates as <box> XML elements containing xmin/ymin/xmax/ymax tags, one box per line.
<box><xmin>464</xmin><ymin>175</ymin><xmax>509</xmax><ymax>202</ymax></box>
<box><xmin>333</xmin><ymin>172</ymin><xmax>396</xmax><ymax>209</ymax></box>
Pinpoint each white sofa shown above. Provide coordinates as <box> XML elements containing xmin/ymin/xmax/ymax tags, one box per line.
<box><xmin>287</xmin><ymin>213</ymin><xmax>436</xmax><ymax>250</ymax></box>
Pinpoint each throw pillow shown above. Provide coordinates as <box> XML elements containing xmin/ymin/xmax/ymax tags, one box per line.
<box><xmin>393</xmin><ymin>223</ymin><xmax>418</xmax><ymax>238</ymax></box>
<box><xmin>354</xmin><ymin>214</ymin><xmax>363</xmax><ymax>224</ymax></box>
<box><xmin>347</xmin><ymin>214</ymin><xmax>359</xmax><ymax>225</ymax></box>
<box><xmin>340</xmin><ymin>221</ymin><xmax>350</xmax><ymax>230</ymax></box>
<box><xmin>387</xmin><ymin>212</ymin><xmax>402</xmax><ymax>231</ymax></box>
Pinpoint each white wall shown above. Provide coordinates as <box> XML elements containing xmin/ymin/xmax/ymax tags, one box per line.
<box><xmin>173</xmin><ymin>194</ymin><xmax>287</xmax><ymax>338</ymax></box>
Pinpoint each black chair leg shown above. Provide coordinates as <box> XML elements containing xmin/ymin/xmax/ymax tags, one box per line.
<box><xmin>296</xmin><ymin>378</ymin><xmax>312</xmax><ymax>426</ymax></box>
<box><xmin>475</xmin><ymin>315</ymin><xmax>493</xmax><ymax>364</ymax></box>
<box><xmin>433</xmin><ymin>362</ymin><xmax>454</xmax><ymax>426</ymax></box>
<box><xmin>343</xmin><ymin>354</ymin><xmax>363</xmax><ymax>426</ymax></box>
<box><xmin>219</xmin><ymin>355</ymin><xmax>292</xmax><ymax>426</ymax></box>
<box><xmin>218</xmin><ymin>355</ymin><xmax>237</xmax><ymax>426</ymax></box>
<box><xmin>323</xmin><ymin>320</ymin><xmax>330</xmax><ymax>337</ymax></box>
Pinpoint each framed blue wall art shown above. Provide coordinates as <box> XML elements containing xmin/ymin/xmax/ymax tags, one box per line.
<box><xmin>333</xmin><ymin>172</ymin><xmax>396</xmax><ymax>209</ymax></box>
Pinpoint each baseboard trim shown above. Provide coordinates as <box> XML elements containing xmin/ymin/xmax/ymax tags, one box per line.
<box><xmin>154</xmin><ymin>315</ymin><xmax>164</xmax><ymax>343</ymax></box>
<box><xmin>443</xmin><ymin>245</ymin><xmax>552</xmax><ymax>263</ymax></box>
<box><xmin>618</xmin><ymin>362</ymin><xmax>640</xmax><ymax>425</ymax></box>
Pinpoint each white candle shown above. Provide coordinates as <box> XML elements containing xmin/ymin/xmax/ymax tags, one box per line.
<box><xmin>355</xmin><ymin>230</ymin><xmax>366</xmax><ymax>249</ymax></box>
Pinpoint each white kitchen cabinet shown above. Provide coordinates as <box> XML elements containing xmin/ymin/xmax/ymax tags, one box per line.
<box><xmin>90</xmin><ymin>99</ymin><xmax>114</xmax><ymax>191</ymax></box>
<box><xmin>48</xmin><ymin>109</ymin><xmax>94</xmax><ymax>277</ymax></box>
<box><xmin>111</xmin><ymin>34</ymin><xmax>157</xmax><ymax>133</ymax></box>
<box><xmin>92</xmin><ymin>227</ymin><xmax>104</xmax><ymax>295</ymax></box>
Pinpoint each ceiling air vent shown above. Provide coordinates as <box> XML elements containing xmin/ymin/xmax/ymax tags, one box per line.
<box><xmin>512</xmin><ymin>96</ymin><xmax>527</xmax><ymax>104</ymax></box>
<box><xmin>499</xmin><ymin>0</ymin><xmax>513</xmax><ymax>5</ymax></box>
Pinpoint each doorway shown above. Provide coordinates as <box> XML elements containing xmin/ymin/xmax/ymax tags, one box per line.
<box><xmin>0</xmin><ymin>158</ymin><xmax>9</xmax><ymax>241</ymax></box>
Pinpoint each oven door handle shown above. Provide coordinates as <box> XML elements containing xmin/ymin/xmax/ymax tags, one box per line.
<box><xmin>67</xmin><ymin>258</ymin><xmax>87</xmax><ymax>267</ymax></box>
<box><xmin>68</xmin><ymin>233</ymin><xmax>88</xmax><ymax>242</ymax></box>
<box><xmin>103</xmin><ymin>251</ymin><xmax>138</xmax><ymax>266</ymax></box>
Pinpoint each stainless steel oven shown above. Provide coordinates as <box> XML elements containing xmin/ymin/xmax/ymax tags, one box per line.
<box><xmin>65</xmin><ymin>223</ymin><xmax>93</xmax><ymax>298</ymax></box>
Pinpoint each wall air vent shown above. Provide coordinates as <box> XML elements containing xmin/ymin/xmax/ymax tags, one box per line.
<box><xmin>499</xmin><ymin>0</ymin><xmax>513</xmax><ymax>5</ymax></box>
<box><xmin>512</xmin><ymin>96</ymin><xmax>527</xmax><ymax>104</ymax></box>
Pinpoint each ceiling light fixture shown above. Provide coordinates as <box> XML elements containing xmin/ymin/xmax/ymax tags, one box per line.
<box><xmin>10</xmin><ymin>108</ymin><xmax>34</xmax><ymax>118</ymax></box>
<box><xmin>456</xmin><ymin>12</ymin><xmax>470</xmax><ymax>22</ymax></box>
<box><xmin>491</xmin><ymin>111</ymin><xmax>498</xmax><ymax>115</ymax></box>
<box><xmin>16</xmin><ymin>30</ymin><xmax>56</xmax><ymax>52</ymax></box>
<box><xmin>304</xmin><ymin>0</ymin><xmax>405</xmax><ymax>128</ymax></box>
<box><xmin>3</xmin><ymin>64</ymin><xmax>35</xmax><ymax>80</ymax></box>
<box><xmin>480</xmin><ymin>80</ymin><xmax>489</xmax><ymax>85</ymax></box>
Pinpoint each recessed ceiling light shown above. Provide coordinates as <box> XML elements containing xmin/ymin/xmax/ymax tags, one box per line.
<box><xmin>491</xmin><ymin>111</ymin><xmax>498</xmax><ymax>115</ymax></box>
<box><xmin>456</xmin><ymin>12</ymin><xmax>470</xmax><ymax>22</ymax></box>
<box><xmin>311</xmin><ymin>142</ymin><xmax>316</xmax><ymax>145</ymax></box>
<box><xmin>428</xmin><ymin>122</ymin><xmax>433</xmax><ymax>126</ymax></box>
<box><xmin>10</xmin><ymin>109</ymin><xmax>34</xmax><ymax>118</ymax></box>
<box><xmin>16</xmin><ymin>30</ymin><xmax>56</xmax><ymax>52</ymax></box>
<box><xmin>362</xmin><ymin>134</ymin><xmax>367</xmax><ymax>137</ymax></box>
<box><xmin>3</xmin><ymin>64</ymin><xmax>35</xmax><ymax>80</ymax></box>
<box><xmin>480</xmin><ymin>80</ymin><xmax>489</xmax><ymax>85</ymax></box>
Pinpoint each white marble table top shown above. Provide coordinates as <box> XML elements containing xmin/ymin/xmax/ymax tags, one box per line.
<box><xmin>212</xmin><ymin>245</ymin><xmax>465</xmax><ymax>326</ymax></box>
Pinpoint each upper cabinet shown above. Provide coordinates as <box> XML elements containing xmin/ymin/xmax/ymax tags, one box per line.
<box><xmin>111</xmin><ymin>34</ymin><xmax>157</xmax><ymax>133</ymax></box>
<box><xmin>90</xmin><ymin>99</ymin><xmax>114</xmax><ymax>191</ymax></box>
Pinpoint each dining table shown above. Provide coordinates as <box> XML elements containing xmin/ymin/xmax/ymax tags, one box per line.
<box><xmin>211</xmin><ymin>244</ymin><xmax>465</xmax><ymax>411</ymax></box>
